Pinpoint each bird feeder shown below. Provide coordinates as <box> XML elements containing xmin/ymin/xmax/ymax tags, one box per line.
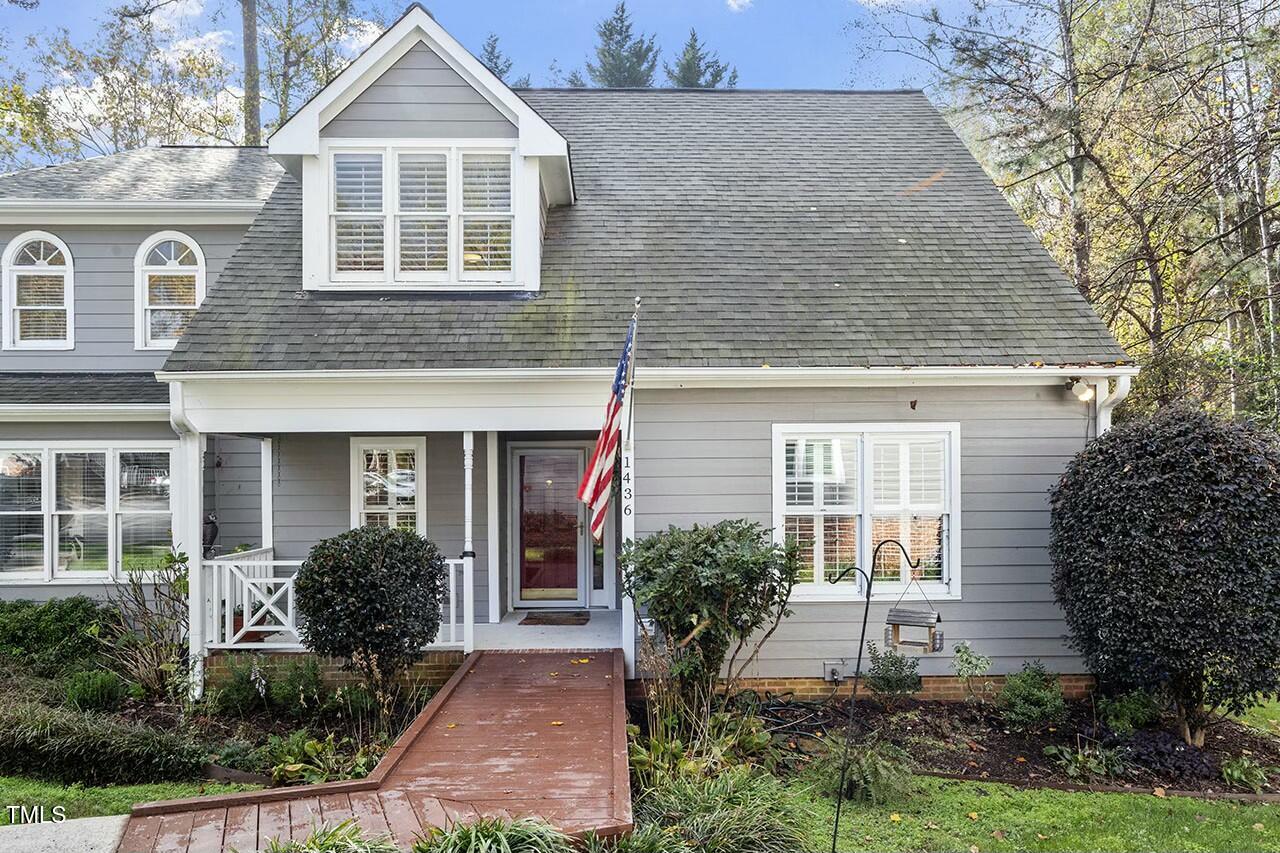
<box><xmin>884</xmin><ymin>607</ymin><xmax>944</xmax><ymax>654</ymax></box>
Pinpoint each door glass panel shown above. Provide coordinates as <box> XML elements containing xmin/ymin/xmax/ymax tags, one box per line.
<box><xmin>518</xmin><ymin>453</ymin><xmax>579</xmax><ymax>602</ymax></box>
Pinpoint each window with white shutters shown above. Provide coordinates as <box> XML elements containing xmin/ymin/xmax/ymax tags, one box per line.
<box><xmin>329</xmin><ymin>146</ymin><xmax>515</xmax><ymax>286</ymax></box>
<box><xmin>773</xmin><ymin>424</ymin><xmax>958</xmax><ymax>599</ymax></box>
<box><xmin>3</xmin><ymin>233</ymin><xmax>73</xmax><ymax>350</ymax></box>
<box><xmin>135</xmin><ymin>232</ymin><xmax>205</xmax><ymax>349</ymax></box>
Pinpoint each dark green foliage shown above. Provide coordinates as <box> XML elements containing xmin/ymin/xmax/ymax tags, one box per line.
<box><xmin>631</xmin><ymin>766</ymin><xmax>810</xmax><ymax>853</ymax></box>
<box><xmin>1050</xmin><ymin>406</ymin><xmax>1280</xmax><ymax>745</ymax></box>
<box><xmin>1120</xmin><ymin>728</ymin><xmax>1216</xmax><ymax>779</ymax></box>
<box><xmin>412</xmin><ymin>817</ymin><xmax>575</xmax><ymax>852</ymax></box>
<box><xmin>269</xmin><ymin>656</ymin><xmax>327</xmax><ymax>718</ymax></box>
<box><xmin>295</xmin><ymin>526</ymin><xmax>447</xmax><ymax>682</ymax></box>
<box><xmin>211</xmin><ymin>654</ymin><xmax>269</xmax><ymax>717</ymax></box>
<box><xmin>586</xmin><ymin>2</ymin><xmax>659</xmax><ymax>87</ymax></box>
<box><xmin>865</xmin><ymin>642</ymin><xmax>922</xmax><ymax>712</ymax></box>
<box><xmin>999</xmin><ymin>661</ymin><xmax>1067</xmax><ymax>731</ymax></box>
<box><xmin>0</xmin><ymin>700</ymin><xmax>205</xmax><ymax>784</ymax></box>
<box><xmin>1098</xmin><ymin>690</ymin><xmax>1162</xmax><ymax>736</ymax></box>
<box><xmin>0</xmin><ymin>596</ymin><xmax>111</xmax><ymax>676</ymax></box>
<box><xmin>63</xmin><ymin>670</ymin><xmax>126</xmax><ymax>712</ymax></box>
<box><xmin>1221</xmin><ymin>755</ymin><xmax>1273</xmax><ymax>794</ymax></box>
<box><xmin>664</xmin><ymin>29</ymin><xmax>737</xmax><ymax>88</ymax></box>
<box><xmin>210</xmin><ymin>738</ymin><xmax>268</xmax><ymax>773</ymax></box>
<box><xmin>804</xmin><ymin>735</ymin><xmax>914</xmax><ymax>805</ymax></box>
<box><xmin>620</xmin><ymin>520</ymin><xmax>799</xmax><ymax>692</ymax></box>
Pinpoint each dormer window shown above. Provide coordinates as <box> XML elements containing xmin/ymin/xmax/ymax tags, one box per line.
<box><xmin>328</xmin><ymin>144</ymin><xmax>514</xmax><ymax>288</ymax></box>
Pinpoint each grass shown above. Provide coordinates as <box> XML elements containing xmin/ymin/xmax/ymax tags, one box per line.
<box><xmin>0</xmin><ymin>776</ymin><xmax>260</xmax><ymax>825</ymax></box>
<box><xmin>1238</xmin><ymin>698</ymin><xmax>1280</xmax><ymax>737</ymax></box>
<box><xmin>798</xmin><ymin>775</ymin><xmax>1280</xmax><ymax>852</ymax></box>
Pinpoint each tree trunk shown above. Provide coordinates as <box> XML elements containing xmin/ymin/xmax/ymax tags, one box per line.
<box><xmin>241</xmin><ymin>0</ymin><xmax>261</xmax><ymax>145</ymax></box>
<box><xmin>1056</xmin><ymin>0</ymin><xmax>1092</xmax><ymax>299</ymax></box>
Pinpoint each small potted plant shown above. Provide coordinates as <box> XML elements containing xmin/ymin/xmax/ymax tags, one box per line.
<box><xmin>228</xmin><ymin>604</ymin><xmax>275</xmax><ymax>644</ymax></box>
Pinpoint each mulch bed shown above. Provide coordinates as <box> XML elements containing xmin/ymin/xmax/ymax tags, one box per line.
<box><xmin>754</xmin><ymin>695</ymin><xmax>1280</xmax><ymax>796</ymax></box>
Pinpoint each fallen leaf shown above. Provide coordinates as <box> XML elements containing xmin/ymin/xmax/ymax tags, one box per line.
<box><xmin>1194</xmin><ymin>814</ymin><xmax>1206</xmax><ymax>823</ymax></box>
<box><xmin>968</xmin><ymin>812</ymin><xmax>980</xmax><ymax>821</ymax></box>
<box><xmin>991</xmin><ymin>830</ymin><xmax>1006</xmax><ymax>840</ymax></box>
<box><xmin>578</xmin><ymin>658</ymin><xmax>591</xmax><ymax>663</ymax></box>
<box><xmin>1047</xmin><ymin>726</ymin><xmax>1057</xmax><ymax>733</ymax></box>
<box><xmin>550</xmin><ymin>720</ymin><xmax>565</xmax><ymax>726</ymax></box>
<box><xmin>549</xmin><ymin>672</ymin><xmax>559</xmax><ymax>677</ymax></box>
<box><xmin>890</xmin><ymin>813</ymin><xmax>902</xmax><ymax>822</ymax></box>
<box><xmin>925</xmin><ymin>822</ymin><xmax>940</xmax><ymax>830</ymax></box>
<box><xmin>1153</xmin><ymin>787</ymin><xmax>1167</xmax><ymax>798</ymax></box>
<box><xmin>1254</xmin><ymin>823</ymin><xmax>1266</xmax><ymax>832</ymax></box>
<box><xmin>1036</xmin><ymin>834</ymin><xmax>1048</xmax><ymax>841</ymax></box>
<box><xmin>445</xmin><ymin>723</ymin><xmax>458</xmax><ymax>729</ymax></box>
<box><xmin>969</xmin><ymin>846</ymin><xmax>980</xmax><ymax>853</ymax></box>
<box><xmin>1014</xmin><ymin>756</ymin><xmax>1027</xmax><ymax>763</ymax></box>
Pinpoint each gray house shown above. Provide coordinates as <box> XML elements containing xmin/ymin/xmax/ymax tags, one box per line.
<box><xmin>0</xmin><ymin>5</ymin><xmax>1132</xmax><ymax>689</ymax></box>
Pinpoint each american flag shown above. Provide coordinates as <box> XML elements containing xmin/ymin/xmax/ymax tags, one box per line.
<box><xmin>577</xmin><ymin>314</ymin><xmax>637</xmax><ymax>542</ymax></box>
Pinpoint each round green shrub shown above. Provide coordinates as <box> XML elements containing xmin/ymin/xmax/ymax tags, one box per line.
<box><xmin>998</xmin><ymin>660</ymin><xmax>1066</xmax><ymax>731</ymax></box>
<box><xmin>295</xmin><ymin>526</ymin><xmax>448</xmax><ymax>681</ymax></box>
<box><xmin>63</xmin><ymin>670</ymin><xmax>126</xmax><ymax>712</ymax></box>
<box><xmin>1050</xmin><ymin>406</ymin><xmax>1280</xmax><ymax>745</ymax></box>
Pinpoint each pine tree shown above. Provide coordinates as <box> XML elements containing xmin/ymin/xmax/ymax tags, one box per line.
<box><xmin>585</xmin><ymin>2</ymin><xmax>659</xmax><ymax>88</ymax></box>
<box><xmin>480</xmin><ymin>32</ymin><xmax>513</xmax><ymax>81</ymax></box>
<box><xmin>664</xmin><ymin>29</ymin><xmax>738</xmax><ymax>88</ymax></box>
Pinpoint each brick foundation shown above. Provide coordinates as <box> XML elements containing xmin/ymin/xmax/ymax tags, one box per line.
<box><xmin>204</xmin><ymin>649</ymin><xmax>465</xmax><ymax>689</ymax></box>
<box><xmin>627</xmin><ymin>674</ymin><xmax>1095</xmax><ymax>703</ymax></box>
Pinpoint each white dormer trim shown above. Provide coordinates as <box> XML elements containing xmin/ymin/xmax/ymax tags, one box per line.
<box><xmin>269</xmin><ymin>4</ymin><xmax>571</xmax><ymax>191</ymax></box>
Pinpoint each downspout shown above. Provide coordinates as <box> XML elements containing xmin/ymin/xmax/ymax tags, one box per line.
<box><xmin>1094</xmin><ymin>375</ymin><xmax>1132</xmax><ymax>434</ymax></box>
<box><xmin>169</xmin><ymin>380</ymin><xmax>206</xmax><ymax>699</ymax></box>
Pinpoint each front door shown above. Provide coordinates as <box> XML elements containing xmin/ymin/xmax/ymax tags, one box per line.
<box><xmin>514</xmin><ymin>448</ymin><xmax>585</xmax><ymax>607</ymax></box>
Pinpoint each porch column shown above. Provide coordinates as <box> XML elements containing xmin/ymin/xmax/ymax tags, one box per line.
<box><xmin>178</xmin><ymin>431</ymin><xmax>206</xmax><ymax>697</ymax></box>
<box><xmin>259</xmin><ymin>437</ymin><xmax>273</xmax><ymax>550</ymax></box>
<box><xmin>462</xmin><ymin>431</ymin><xmax>476</xmax><ymax>653</ymax></box>
<box><xmin>486</xmin><ymin>431</ymin><xmax>500</xmax><ymax>623</ymax></box>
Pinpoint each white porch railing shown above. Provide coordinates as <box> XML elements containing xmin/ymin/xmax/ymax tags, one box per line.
<box><xmin>203</xmin><ymin>549</ymin><xmax>472</xmax><ymax>652</ymax></box>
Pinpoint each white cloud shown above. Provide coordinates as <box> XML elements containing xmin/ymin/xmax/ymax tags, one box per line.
<box><xmin>150</xmin><ymin>0</ymin><xmax>205</xmax><ymax>32</ymax></box>
<box><xmin>727</xmin><ymin>0</ymin><xmax>753</xmax><ymax>10</ymax></box>
<box><xmin>340</xmin><ymin>18</ymin><xmax>383</xmax><ymax>56</ymax></box>
<box><xmin>162</xmin><ymin>29</ymin><xmax>232</xmax><ymax>65</ymax></box>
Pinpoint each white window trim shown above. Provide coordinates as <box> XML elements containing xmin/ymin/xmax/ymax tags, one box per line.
<box><xmin>1</xmin><ymin>230</ymin><xmax>75</xmax><ymax>351</ymax></box>
<box><xmin>771</xmin><ymin>422</ymin><xmax>962</xmax><ymax>602</ymax></box>
<box><xmin>319</xmin><ymin>138</ymin><xmax>521</xmax><ymax>292</ymax></box>
<box><xmin>349</xmin><ymin>436</ymin><xmax>428</xmax><ymax>533</ymax></box>
<box><xmin>0</xmin><ymin>441</ymin><xmax>177</xmax><ymax>584</ymax></box>
<box><xmin>133</xmin><ymin>230</ymin><xmax>207</xmax><ymax>351</ymax></box>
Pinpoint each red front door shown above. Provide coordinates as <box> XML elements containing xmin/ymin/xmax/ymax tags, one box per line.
<box><xmin>516</xmin><ymin>450</ymin><xmax>582</xmax><ymax>604</ymax></box>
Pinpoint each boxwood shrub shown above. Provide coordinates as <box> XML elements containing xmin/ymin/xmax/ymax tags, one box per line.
<box><xmin>0</xmin><ymin>597</ymin><xmax>113</xmax><ymax>676</ymax></box>
<box><xmin>295</xmin><ymin>526</ymin><xmax>448</xmax><ymax>682</ymax></box>
<box><xmin>0</xmin><ymin>700</ymin><xmax>206</xmax><ymax>785</ymax></box>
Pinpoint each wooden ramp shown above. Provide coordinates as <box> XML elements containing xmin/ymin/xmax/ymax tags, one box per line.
<box><xmin>117</xmin><ymin>650</ymin><xmax>631</xmax><ymax>852</ymax></box>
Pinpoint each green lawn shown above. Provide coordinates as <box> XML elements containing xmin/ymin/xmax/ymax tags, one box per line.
<box><xmin>799</xmin><ymin>775</ymin><xmax>1280</xmax><ymax>852</ymax></box>
<box><xmin>0</xmin><ymin>777</ymin><xmax>260</xmax><ymax>825</ymax></box>
<box><xmin>1239</xmin><ymin>698</ymin><xmax>1280</xmax><ymax>737</ymax></box>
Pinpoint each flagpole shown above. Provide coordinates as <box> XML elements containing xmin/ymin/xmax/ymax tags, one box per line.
<box><xmin>620</xmin><ymin>296</ymin><xmax>640</xmax><ymax>678</ymax></box>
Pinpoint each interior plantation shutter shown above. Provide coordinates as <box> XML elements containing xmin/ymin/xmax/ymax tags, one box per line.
<box><xmin>460</xmin><ymin>153</ymin><xmax>513</xmax><ymax>273</ymax></box>
<box><xmin>333</xmin><ymin>153</ymin><xmax>385</xmax><ymax>272</ymax></box>
<box><xmin>397</xmin><ymin>153</ymin><xmax>449</xmax><ymax>274</ymax></box>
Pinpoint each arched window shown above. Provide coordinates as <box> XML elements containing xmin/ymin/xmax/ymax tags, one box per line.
<box><xmin>134</xmin><ymin>231</ymin><xmax>206</xmax><ymax>350</ymax></box>
<box><xmin>2</xmin><ymin>231</ymin><xmax>74</xmax><ymax>350</ymax></box>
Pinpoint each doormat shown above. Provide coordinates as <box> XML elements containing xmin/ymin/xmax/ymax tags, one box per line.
<box><xmin>519</xmin><ymin>611</ymin><xmax>591</xmax><ymax>626</ymax></box>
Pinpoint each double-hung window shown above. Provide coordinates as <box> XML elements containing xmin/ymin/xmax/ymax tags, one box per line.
<box><xmin>2</xmin><ymin>232</ymin><xmax>74</xmax><ymax>350</ymax></box>
<box><xmin>135</xmin><ymin>232</ymin><xmax>206</xmax><ymax>349</ymax></box>
<box><xmin>350</xmin><ymin>438</ymin><xmax>426</xmax><ymax>533</ymax></box>
<box><xmin>0</xmin><ymin>445</ymin><xmax>174</xmax><ymax>581</ymax></box>
<box><xmin>773</xmin><ymin>424</ymin><xmax>959</xmax><ymax>600</ymax></box>
<box><xmin>329</xmin><ymin>146</ymin><xmax>514</xmax><ymax>286</ymax></box>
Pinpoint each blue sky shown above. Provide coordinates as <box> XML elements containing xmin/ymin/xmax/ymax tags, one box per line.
<box><xmin>0</xmin><ymin>0</ymin><xmax>932</xmax><ymax>91</ymax></box>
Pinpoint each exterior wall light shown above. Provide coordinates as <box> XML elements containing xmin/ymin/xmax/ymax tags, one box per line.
<box><xmin>1069</xmin><ymin>379</ymin><xmax>1096</xmax><ymax>402</ymax></box>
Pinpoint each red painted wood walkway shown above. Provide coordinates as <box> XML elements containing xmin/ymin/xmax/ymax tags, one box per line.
<box><xmin>116</xmin><ymin>650</ymin><xmax>631</xmax><ymax>852</ymax></box>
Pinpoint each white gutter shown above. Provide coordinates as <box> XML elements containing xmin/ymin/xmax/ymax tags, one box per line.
<box><xmin>157</xmin><ymin>364</ymin><xmax>1140</xmax><ymax>388</ymax></box>
<box><xmin>1095</xmin><ymin>375</ymin><xmax>1133</xmax><ymax>434</ymax></box>
<box><xmin>168</xmin><ymin>380</ymin><xmax>195</xmax><ymax>436</ymax></box>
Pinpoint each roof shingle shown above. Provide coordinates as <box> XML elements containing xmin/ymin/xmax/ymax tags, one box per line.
<box><xmin>0</xmin><ymin>372</ymin><xmax>168</xmax><ymax>405</ymax></box>
<box><xmin>166</xmin><ymin>90</ymin><xmax>1127</xmax><ymax>372</ymax></box>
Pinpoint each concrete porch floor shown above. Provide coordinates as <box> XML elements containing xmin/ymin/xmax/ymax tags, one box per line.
<box><xmin>473</xmin><ymin>609</ymin><xmax>622</xmax><ymax>650</ymax></box>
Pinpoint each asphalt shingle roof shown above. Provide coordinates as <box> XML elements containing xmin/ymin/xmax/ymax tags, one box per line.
<box><xmin>0</xmin><ymin>146</ymin><xmax>282</xmax><ymax>202</ymax></box>
<box><xmin>0</xmin><ymin>372</ymin><xmax>168</xmax><ymax>404</ymax></box>
<box><xmin>166</xmin><ymin>90</ymin><xmax>1128</xmax><ymax>372</ymax></box>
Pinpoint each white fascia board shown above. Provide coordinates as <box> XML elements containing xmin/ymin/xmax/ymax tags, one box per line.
<box><xmin>269</xmin><ymin>7</ymin><xmax>568</xmax><ymax>161</ymax></box>
<box><xmin>0</xmin><ymin>404</ymin><xmax>170</xmax><ymax>422</ymax></box>
<box><xmin>0</xmin><ymin>199</ymin><xmax>262</xmax><ymax>226</ymax></box>
<box><xmin>158</xmin><ymin>364</ymin><xmax>1139</xmax><ymax>388</ymax></box>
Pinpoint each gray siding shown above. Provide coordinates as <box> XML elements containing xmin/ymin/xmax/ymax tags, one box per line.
<box><xmin>0</xmin><ymin>224</ymin><xmax>250</xmax><ymax>371</ymax></box>
<box><xmin>271</xmin><ymin>432</ymin><xmax>495</xmax><ymax>621</ymax></box>
<box><xmin>208</xmin><ymin>435</ymin><xmax>263</xmax><ymax>553</ymax></box>
<box><xmin>632</xmin><ymin>385</ymin><xmax>1095</xmax><ymax>678</ymax></box>
<box><xmin>320</xmin><ymin>44</ymin><xmax>516</xmax><ymax>139</ymax></box>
